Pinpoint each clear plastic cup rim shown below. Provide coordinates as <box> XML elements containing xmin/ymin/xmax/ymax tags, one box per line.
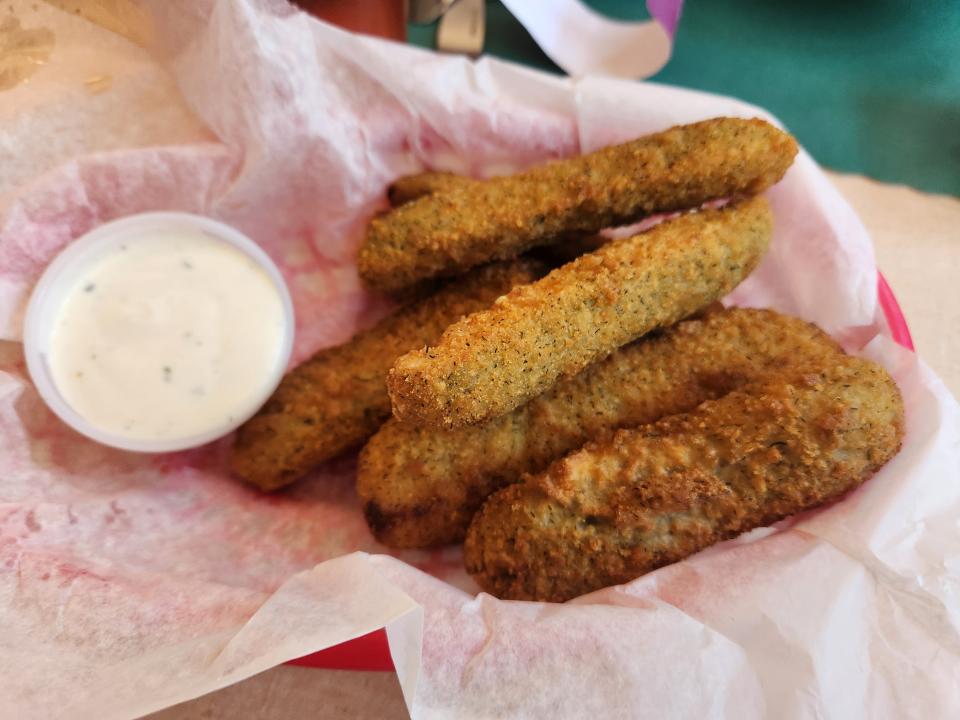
<box><xmin>23</xmin><ymin>212</ymin><xmax>295</xmax><ymax>453</ymax></box>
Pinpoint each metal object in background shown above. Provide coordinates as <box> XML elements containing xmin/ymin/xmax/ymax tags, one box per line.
<box><xmin>436</xmin><ymin>0</ymin><xmax>485</xmax><ymax>55</ymax></box>
<box><xmin>408</xmin><ymin>0</ymin><xmax>457</xmax><ymax>24</ymax></box>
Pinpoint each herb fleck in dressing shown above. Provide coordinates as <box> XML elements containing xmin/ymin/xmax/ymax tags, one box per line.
<box><xmin>48</xmin><ymin>230</ymin><xmax>286</xmax><ymax>441</ymax></box>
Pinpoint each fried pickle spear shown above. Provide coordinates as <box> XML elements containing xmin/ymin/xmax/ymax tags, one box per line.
<box><xmin>387</xmin><ymin>196</ymin><xmax>772</xmax><ymax>428</ymax></box>
<box><xmin>359</xmin><ymin>308</ymin><xmax>841</xmax><ymax>548</ymax></box>
<box><xmin>360</xmin><ymin>117</ymin><xmax>797</xmax><ymax>291</ymax></box>
<box><xmin>387</xmin><ymin>171</ymin><xmax>608</xmax><ymax>267</ymax></box>
<box><xmin>230</xmin><ymin>259</ymin><xmax>543</xmax><ymax>491</ymax></box>
<box><xmin>464</xmin><ymin>356</ymin><xmax>905</xmax><ymax>602</ymax></box>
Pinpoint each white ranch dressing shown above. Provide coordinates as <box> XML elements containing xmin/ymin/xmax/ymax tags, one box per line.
<box><xmin>47</xmin><ymin>228</ymin><xmax>286</xmax><ymax>442</ymax></box>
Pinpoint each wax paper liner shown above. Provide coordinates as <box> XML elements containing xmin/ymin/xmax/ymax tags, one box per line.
<box><xmin>0</xmin><ymin>1</ymin><xmax>958</xmax><ymax>718</ymax></box>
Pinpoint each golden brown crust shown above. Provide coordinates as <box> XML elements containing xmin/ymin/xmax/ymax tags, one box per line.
<box><xmin>359</xmin><ymin>117</ymin><xmax>797</xmax><ymax>291</ymax></box>
<box><xmin>464</xmin><ymin>356</ymin><xmax>905</xmax><ymax>602</ymax></box>
<box><xmin>387</xmin><ymin>197</ymin><xmax>773</xmax><ymax>428</ymax></box>
<box><xmin>230</xmin><ymin>259</ymin><xmax>543</xmax><ymax>491</ymax></box>
<box><xmin>358</xmin><ymin>308</ymin><xmax>841</xmax><ymax>548</ymax></box>
<box><xmin>387</xmin><ymin>171</ymin><xmax>608</xmax><ymax>268</ymax></box>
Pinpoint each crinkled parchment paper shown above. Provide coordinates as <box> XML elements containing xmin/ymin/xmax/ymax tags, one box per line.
<box><xmin>0</xmin><ymin>1</ymin><xmax>957</xmax><ymax>717</ymax></box>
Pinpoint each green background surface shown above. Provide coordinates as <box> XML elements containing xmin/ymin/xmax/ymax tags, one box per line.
<box><xmin>408</xmin><ymin>1</ymin><xmax>960</xmax><ymax>196</ymax></box>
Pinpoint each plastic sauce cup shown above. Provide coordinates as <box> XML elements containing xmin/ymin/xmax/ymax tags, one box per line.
<box><xmin>23</xmin><ymin>212</ymin><xmax>294</xmax><ymax>453</ymax></box>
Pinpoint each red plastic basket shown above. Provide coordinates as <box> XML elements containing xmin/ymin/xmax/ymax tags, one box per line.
<box><xmin>289</xmin><ymin>270</ymin><xmax>914</xmax><ymax>673</ymax></box>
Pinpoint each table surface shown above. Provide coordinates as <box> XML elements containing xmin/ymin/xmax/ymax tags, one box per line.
<box><xmin>409</xmin><ymin>0</ymin><xmax>960</xmax><ymax>197</ymax></box>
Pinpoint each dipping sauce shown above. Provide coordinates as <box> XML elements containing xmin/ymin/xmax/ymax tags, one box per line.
<box><xmin>44</xmin><ymin>225</ymin><xmax>288</xmax><ymax>444</ymax></box>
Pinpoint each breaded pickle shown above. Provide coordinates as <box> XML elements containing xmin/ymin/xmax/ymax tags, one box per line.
<box><xmin>387</xmin><ymin>197</ymin><xmax>772</xmax><ymax>428</ymax></box>
<box><xmin>360</xmin><ymin>117</ymin><xmax>796</xmax><ymax>291</ymax></box>
<box><xmin>231</xmin><ymin>259</ymin><xmax>542</xmax><ymax>491</ymax></box>
<box><xmin>359</xmin><ymin>308</ymin><xmax>840</xmax><ymax>548</ymax></box>
<box><xmin>464</xmin><ymin>356</ymin><xmax>904</xmax><ymax>602</ymax></box>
